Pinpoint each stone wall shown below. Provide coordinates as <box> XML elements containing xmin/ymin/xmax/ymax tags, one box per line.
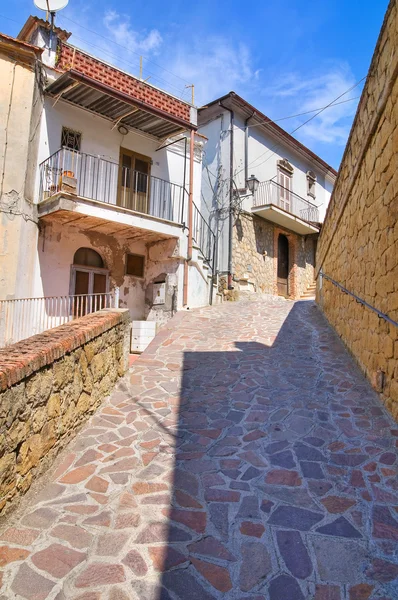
<box><xmin>0</xmin><ymin>309</ymin><xmax>130</xmax><ymax>516</ymax></box>
<box><xmin>233</xmin><ymin>212</ymin><xmax>316</xmax><ymax>299</ymax></box>
<box><xmin>316</xmin><ymin>0</ymin><xmax>398</xmax><ymax>419</ymax></box>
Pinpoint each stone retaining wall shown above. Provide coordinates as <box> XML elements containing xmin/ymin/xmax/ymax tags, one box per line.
<box><xmin>0</xmin><ymin>308</ymin><xmax>130</xmax><ymax>516</ymax></box>
<box><xmin>316</xmin><ymin>0</ymin><xmax>398</xmax><ymax>419</ymax></box>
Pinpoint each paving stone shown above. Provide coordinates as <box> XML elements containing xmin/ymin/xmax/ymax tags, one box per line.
<box><xmin>317</xmin><ymin>516</ymin><xmax>362</xmax><ymax>538</ymax></box>
<box><xmin>268</xmin><ymin>574</ymin><xmax>305</xmax><ymax>600</ymax></box>
<box><xmin>191</xmin><ymin>557</ymin><xmax>232</xmax><ymax>592</ymax></box>
<box><xmin>132</xmin><ymin>482</ymin><xmax>168</xmax><ymax>495</ymax></box>
<box><xmin>313</xmin><ymin>538</ymin><xmax>368</xmax><ymax>583</ymax></box>
<box><xmin>348</xmin><ymin>583</ymin><xmax>374</xmax><ymax>600</ymax></box>
<box><xmin>372</xmin><ymin>505</ymin><xmax>398</xmax><ymax>540</ymax></box>
<box><xmin>148</xmin><ymin>546</ymin><xmax>187</xmax><ymax>571</ymax></box>
<box><xmin>269</xmin><ymin>450</ymin><xmax>296</xmax><ymax>469</ymax></box>
<box><xmin>0</xmin><ymin>527</ymin><xmax>40</xmax><ymax>545</ymax></box>
<box><xmin>11</xmin><ymin>563</ymin><xmax>55</xmax><ymax>599</ymax></box>
<box><xmin>300</xmin><ymin>461</ymin><xmax>325</xmax><ymax>479</ymax></box>
<box><xmin>240</xmin><ymin>522</ymin><xmax>265</xmax><ymax>537</ymax></box>
<box><xmin>85</xmin><ymin>476</ymin><xmax>109</xmax><ymax>494</ymax></box>
<box><xmin>236</xmin><ymin>496</ymin><xmax>260</xmax><ymax>519</ymax></box>
<box><xmin>330</xmin><ymin>454</ymin><xmax>367</xmax><ymax>467</ymax></box>
<box><xmin>0</xmin><ymin>546</ymin><xmax>30</xmax><ymax>567</ymax></box>
<box><xmin>265</xmin><ymin>469</ymin><xmax>302</xmax><ymax>486</ymax></box>
<box><xmin>321</xmin><ymin>496</ymin><xmax>357</xmax><ymax>513</ymax></box>
<box><xmin>21</xmin><ymin>508</ymin><xmax>58</xmax><ymax>529</ymax></box>
<box><xmin>50</xmin><ymin>525</ymin><xmax>93</xmax><ymax>549</ymax></box>
<box><xmin>239</xmin><ymin>541</ymin><xmax>272</xmax><ymax>591</ymax></box>
<box><xmin>31</xmin><ymin>543</ymin><xmax>86</xmax><ymax>578</ymax></box>
<box><xmin>204</xmin><ymin>489</ymin><xmax>240</xmax><ymax>502</ymax></box>
<box><xmin>188</xmin><ymin>536</ymin><xmax>236</xmax><ymax>561</ymax></box>
<box><xmin>268</xmin><ymin>506</ymin><xmax>323</xmax><ymax>530</ymax></box>
<box><xmin>162</xmin><ymin>569</ymin><xmax>217</xmax><ymax>600</ymax></box>
<box><xmin>175</xmin><ymin>490</ymin><xmax>203</xmax><ymax>509</ymax></box>
<box><xmin>259</xmin><ymin>484</ymin><xmax>319</xmax><ymax>509</ymax></box>
<box><xmin>135</xmin><ymin>523</ymin><xmax>191</xmax><ymax>543</ymax></box>
<box><xmin>75</xmin><ymin>563</ymin><xmax>126</xmax><ymax>587</ymax></box>
<box><xmin>163</xmin><ymin>508</ymin><xmax>206</xmax><ymax>533</ymax></box>
<box><xmin>209</xmin><ymin>503</ymin><xmax>229</xmax><ymax>540</ymax></box>
<box><xmin>314</xmin><ymin>584</ymin><xmax>342</xmax><ymax>600</ymax></box>
<box><xmin>95</xmin><ymin>532</ymin><xmax>129</xmax><ymax>556</ymax></box>
<box><xmin>122</xmin><ymin>549</ymin><xmax>148</xmax><ymax>575</ymax></box>
<box><xmin>294</xmin><ymin>443</ymin><xmax>326</xmax><ymax>462</ymax></box>
<box><xmin>365</xmin><ymin>558</ymin><xmax>398</xmax><ymax>582</ymax></box>
<box><xmin>60</xmin><ymin>465</ymin><xmax>96</xmax><ymax>484</ymax></box>
<box><xmin>241</xmin><ymin>466</ymin><xmax>262</xmax><ymax>480</ymax></box>
<box><xmin>264</xmin><ymin>441</ymin><xmax>289</xmax><ymax>455</ymax></box>
<box><xmin>308</xmin><ymin>480</ymin><xmax>333</xmax><ymax>496</ymax></box>
<box><xmin>276</xmin><ymin>530</ymin><xmax>312</xmax><ymax>578</ymax></box>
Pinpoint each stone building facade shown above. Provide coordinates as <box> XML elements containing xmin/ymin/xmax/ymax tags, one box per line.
<box><xmin>233</xmin><ymin>212</ymin><xmax>317</xmax><ymax>299</ymax></box>
<box><xmin>316</xmin><ymin>0</ymin><xmax>398</xmax><ymax>419</ymax></box>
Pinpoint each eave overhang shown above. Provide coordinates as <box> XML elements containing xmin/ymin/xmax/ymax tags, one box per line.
<box><xmin>45</xmin><ymin>70</ymin><xmax>195</xmax><ymax>139</ymax></box>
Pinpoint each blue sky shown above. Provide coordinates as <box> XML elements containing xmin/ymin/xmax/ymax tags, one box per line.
<box><xmin>0</xmin><ymin>0</ymin><xmax>389</xmax><ymax>169</ymax></box>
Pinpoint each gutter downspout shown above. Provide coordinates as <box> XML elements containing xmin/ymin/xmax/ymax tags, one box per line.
<box><xmin>183</xmin><ymin>129</ymin><xmax>195</xmax><ymax>306</ymax></box>
<box><xmin>245</xmin><ymin>111</ymin><xmax>255</xmax><ymax>189</ymax></box>
<box><xmin>219</xmin><ymin>101</ymin><xmax>234</xmax><ymax>289</ymax></box>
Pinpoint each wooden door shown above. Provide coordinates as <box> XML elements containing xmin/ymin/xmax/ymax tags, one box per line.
<box><xmin>117</xmin><ymin>148</ymin><xmax>150</xmax><ymax>213</ymax></box>
<box><xmin>72</xmin><ymin>269</ymin><xmax>108</xmax><ymax>316</ymax></box>
<box><xmin>277</xmin><ymin>234</ymin><xmax>289</xmax><ymax>297</ymax></box>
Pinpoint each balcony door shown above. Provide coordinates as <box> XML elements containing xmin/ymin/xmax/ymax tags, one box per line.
<box><xmin>117</xmin><ymin>148</ymin><xmax>151</xmax><ymax>214</ymax></box>
<box><xmin>277</xmin><ymin>234</ymin><xmax>289</xmax><ymax>297</ymax></box>
<box><xmin>71</xmin><ymin>248</ymin><xmax>109</xmax><ymax>316</ymax></box>
<box><xmin>278</xmin><ymin>170</ymin><xmax>291</xmax><ymax>212</ymax></box>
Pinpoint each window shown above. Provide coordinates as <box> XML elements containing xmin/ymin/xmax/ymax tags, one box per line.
<box><xmin>307</xmin><ymin>170</ymin><xmax>316</xmax><ymax>199</ymax></box>
<box><xmin>126</xmin><ymin>253</ymin><xmax>145</xmax><ymax>277</ymax></box>
<box><xmin>61</xmin><ymin>127</ymin><xmax>82</xmax><ymax>152</ymax></box>
<box><xmin>73</xmin><ymin>248</ymin><xmax>104</xmax><ymax>268</ymax></box>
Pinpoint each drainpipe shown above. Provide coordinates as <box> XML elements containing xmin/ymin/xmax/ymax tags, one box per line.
<box><xmin>219</xmin><ymin>101</ymin><xmax>234</xmax><ymax>289</ymax></box>
<box><xmin>245</xmin><ymin>111</ymin><xmax>255</xmax><ymax>189</ymax></box>
<box><xmin>183</xmin><ymin>129</ymin><xmax>195</xmax><ymax>306</ymax></box>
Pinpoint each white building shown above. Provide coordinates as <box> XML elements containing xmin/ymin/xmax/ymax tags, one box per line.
<box><xmin>0</xmin><ymin>16</ymin><xmax>215</xmax><ymax>346</ymax></box>
<box><xmin>198</xmin><ymin>92</ymin><xmax>337</xmax><ymax>299</ymax></box>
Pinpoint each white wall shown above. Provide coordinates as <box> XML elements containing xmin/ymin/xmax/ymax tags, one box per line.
<box><xmin>199</xmin><ymin>105</ymin><xmax>335</xmax><ymax>273</ymax></box>
<box><xmin>36</xmin><ymin>99</ymin><xmax>203</xmax><ymax>216</ymax></box>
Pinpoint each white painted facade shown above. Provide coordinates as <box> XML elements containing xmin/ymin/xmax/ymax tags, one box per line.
<box><xmin>199</xmin><ymin>97</ymin><xmax>336</xmax><ymax>274</ymax></box>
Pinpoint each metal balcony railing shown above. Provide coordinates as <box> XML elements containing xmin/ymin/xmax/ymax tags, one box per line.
<box><xmin>39</xmin><ymin>148</ymin><xmax>186</xmax><ymax>225</ymax></box>
<box><xmin>253</xmin><ymin>180</ymin><xmax>319</xmax><ymax>223</ymax></box>
<box><xmin>192</xmin><ymin>202</ymin><xmax>216</xmax><ymax>270</ymax></box>
<box><xmin>0</xmin><ymin>292</ymin><xmax>117</xmax><ymax>347</ymax></box>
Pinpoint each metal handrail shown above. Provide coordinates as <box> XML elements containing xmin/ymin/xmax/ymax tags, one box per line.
<box><xmin>319</xmin><ymin>272</ymin><xmax>398</xmax><ymax>328</ymax></box>
<box><xmin>254</xmin><ymin>179</ymin><xmax>319</xmax><ymax>223</ymax></box>
<box><xmin>192</xmin><ymin>201</ymin><xmax>216</xmax><ymax>268</ymax></box>
<box><xmin>39</xmin><ymin>148</ymin><xmax>187</xmax><ymax>225</ymax></box>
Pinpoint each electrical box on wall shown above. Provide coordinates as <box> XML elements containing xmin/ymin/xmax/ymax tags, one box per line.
<box><xmin>153</xmin><ymin>282</ymin><xmax>166</xmax><ymax>305</ymax></box>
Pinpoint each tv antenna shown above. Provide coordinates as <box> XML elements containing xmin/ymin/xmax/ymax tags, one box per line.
<box><xmin>34</xmin><ymin>0</ymin><xmax>69</xmax><ymax>48</ymax></box>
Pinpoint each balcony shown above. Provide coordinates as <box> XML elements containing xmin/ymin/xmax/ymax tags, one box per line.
<box><xmin>252</xmin><ymin>180</ymin><xmax>320</xmax><ymax>235</ymax></box>
<box><xmin>37</xmin><ymin>148</ymin><xmax>187</xmax><ymax>240</ymax></box>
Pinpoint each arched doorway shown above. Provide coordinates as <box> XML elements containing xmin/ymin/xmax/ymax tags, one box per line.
<box><xmin>70</xmin><ymin>248</ymin><xmax>109</xmax><ymax>315</ymax></box>
<box><xmin>277</xmin><ymin>234</ymin><xmax>289</xmax><ymax>297</ymax></box>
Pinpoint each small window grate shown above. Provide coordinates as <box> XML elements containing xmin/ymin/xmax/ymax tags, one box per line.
<box><xmin>61</xmin><ymin>127</ymin><xmax>82</xmax><ymax>152</ymax></box>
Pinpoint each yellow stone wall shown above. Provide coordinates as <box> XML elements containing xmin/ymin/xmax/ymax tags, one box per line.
<box><xmin>316</xmin><ymin>0</ymin><xmax>398</xmax><ymax>419</ymax></box>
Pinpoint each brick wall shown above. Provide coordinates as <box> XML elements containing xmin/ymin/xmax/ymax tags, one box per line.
<box><xmin>0</xmin><ymin>309</ymin><xmax>130</xmax><ymax>516</ymax></box>
<box><xmin>316</xmin><ymin>0</ymin><xmax>398</xmax><ymax>419</ymax></box>
<box><xmin>57</xmin><ymin>44</ymin><xmax>192</xmax><ymax>124</ymax></box>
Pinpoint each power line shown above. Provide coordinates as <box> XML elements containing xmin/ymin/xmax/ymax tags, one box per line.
<box><xmin>237</xmin><ymin>75</ymin><xmax>366</xmax><ymax>176</ymax></box>
<box><xmin>248</xmin><ymin>96</ymin><xmax>360</xmax><ymax>128</ymax></box>
<box><xmin>58</xmin><ymin>14</ymin><xmax>191</xmax><ymax>85</ymax></box>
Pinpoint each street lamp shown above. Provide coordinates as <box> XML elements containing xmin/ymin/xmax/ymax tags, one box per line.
<box><xmin>246</xmin><ymin>174</ymin><xmax>259</xmax><ymax>194</ymax></box>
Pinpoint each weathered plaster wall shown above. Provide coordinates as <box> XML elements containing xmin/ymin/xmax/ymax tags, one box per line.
<box><xmin>37</xmin><ymin>220</ymin><xmax>186</xmax><ymax>321</ymax></box>
<box><xmin>316</xmin><ymin>0</ymin><xmax>398</xmax><ymax>419</ymax></box>
<box><xmin>232</xmin><ymin>212</ymin><xmax>316</xmax><ymax>299</ymax></box>
<box><xmin>0</xmin><ymin>308</ymin><xmax>130</xmax><ymax>516</ymax></box>
<box><xmin>0</xmin><ymin>51</ymin><xmax>42</xmax><ymax>299</ymax></box>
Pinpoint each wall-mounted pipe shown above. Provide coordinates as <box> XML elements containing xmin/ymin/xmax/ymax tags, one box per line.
<box><xmin>219</xmin><ymin>101</ymin><xmax>234</xmax><ymax>289</ymax></box>
<box><xmin>183</xmin><ymin>129</ymin><xmax>195</xmax><ymax>306</ymax></box>
<box><xmin>245</xmin><ymin>111</ymin><xmax>256</xmax><ymax>188</ymax></box>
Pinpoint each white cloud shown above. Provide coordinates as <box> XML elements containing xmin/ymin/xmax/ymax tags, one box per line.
<box><xmin>263</xmin><ymin>65</ymin><xmax>361</xmax><ymax>145</ymax></box>
<box><xmin>103</xmin><ymin>10</ymin><xmax>162</xmax><ymax>55</ymax></box>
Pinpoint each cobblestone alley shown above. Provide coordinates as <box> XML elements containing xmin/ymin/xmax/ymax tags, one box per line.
<box><xmin>0</xmin><ymin>297</ymin><xmax>397</xmax><ymax>600</ymax></box>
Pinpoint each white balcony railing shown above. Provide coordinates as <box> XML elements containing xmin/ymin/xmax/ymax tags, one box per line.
<box><xmin>253</xmin><ymin>180</ymin><xmax>319</xmax><ymax>223</ymax></box>
<box><xmin>0</xmin><ymin>292</ymin><xmax>117</xmax><ymax>348</ymax></box>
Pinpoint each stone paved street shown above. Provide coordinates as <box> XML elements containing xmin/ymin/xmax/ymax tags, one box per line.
<box><xmin>0</xmin><ymin>297</ymin><xmax>397</xmax><ymax>600</ymax></box>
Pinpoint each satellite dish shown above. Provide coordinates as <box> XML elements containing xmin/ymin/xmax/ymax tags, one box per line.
<box><xmin>33</xmin><ymin>0</ymin><xmax>69</xmax><ymax>12</ymax></box>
